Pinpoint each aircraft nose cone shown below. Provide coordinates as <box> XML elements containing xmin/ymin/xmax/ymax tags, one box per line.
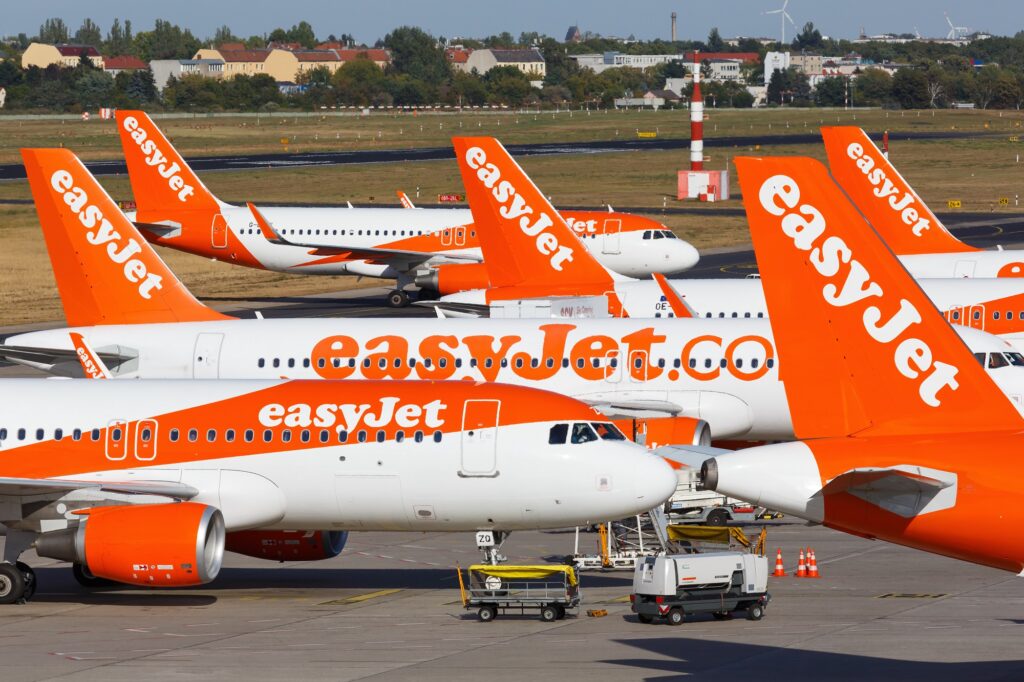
<box><xmin>672</xmin><ymin>240</ymin><xmax>700</xmax><ymax>272</ymax></box>
<box><xmin>635</xmin><ymin>452</ymin><xmax>679</xmax><ymax>506</ymax></box>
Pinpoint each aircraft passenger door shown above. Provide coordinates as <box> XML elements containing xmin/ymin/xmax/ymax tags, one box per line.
<box><xmin>602</xmin><ymin>219</ymin><xmax>622</xmax><ymax>255</ymax></box>
<box><xmin>455</xmin><ymin>226</ymin><xmax>466</xmax><ymax>246</ymax></box>
<box><xmin>459</xmin><ymin>400</ymin><xmax>500</xmax><ymax>477</ymax></box>
<box><xmin>193</xmin><ymin>333</ymin><xmax>225</xmax><ymax>378</ymax></box>
<box><xmin>134</xmin><ymin>419</ymin><xmax>158</xmax><ymax>461</ymax></box>
<box><xmin>604</xmin><ymin>350</ymin><xmax>622</xmax><ymax>384</ymax></box>
<box><xmin>954</xmin><ymin>260</ymin><xmax>976</xmax><ymax>278</ymax></box>
<box><xmin>105</xmin><ymin>419</ymin><xmax>128</xmax><ymax>461</ymax></box>
<box><xmin>211</xmin><ymin>213</ymin><xmax>229</xmax><ymax>249</ymax></box>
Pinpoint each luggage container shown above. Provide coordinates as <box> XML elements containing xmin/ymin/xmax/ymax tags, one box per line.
<box><xmin>458</xmin><ymin>564</ymin><xmax>581</xmax><ymax>622</ymax></box>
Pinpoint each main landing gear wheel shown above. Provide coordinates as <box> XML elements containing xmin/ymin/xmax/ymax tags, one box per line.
<box><xmin>387</xmin><ymin>290</ymin><xmax>410</xmax><ymax>308</ymax></box>
<box><xmin>16</xmin><ymin>562</ymin><xmax>35</xmax><ymax>601</ymax></box>
<box><xmin>0</xmin><ymin>563</ymin><xmax>26</xmax><ymax>604</ymax></box>
<box><xmin>72</xmin><ymin>563</ymin><xmax>114</xmax><ymax>589</ymax></box>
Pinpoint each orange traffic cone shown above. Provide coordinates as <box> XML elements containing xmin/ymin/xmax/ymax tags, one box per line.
<box><xmin>795</xmin><ymin>549</ymin><xmax>807</xmax><ymax>578</ymax></box>
<box><xmin>807</xmin><ymin>549</ymin><xmax>820</xmax><ymax>578</ymax></box>
<box><xmin>773</xmin><ymin>549</ymin><xmax>786</xmax><ymax>577</ymax></box>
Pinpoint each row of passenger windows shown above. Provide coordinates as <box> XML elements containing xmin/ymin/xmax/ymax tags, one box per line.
<box><xmin>240</xmin><ymin>227</ymin><xmax>476</xmax><ymax>239</ymax></box>
<box><xmin>654</xmin><ymin>311</ymin><xmax>767</xmax><ymax>319</ymax></box>
<box><xmin>0</xmin><ymin>426</ymin><xmax>443</xmax><ymax>445</ymax></box>
<box><xmin>950</xmin><ymin>310</ymin><xmax>1024</xmax><ymax>322</ymax></box>
<box><xmin>256</xmin><ymin>355</ymin><xmax>776</xmax><ymax>371</ymax></box>
<box><xmin>549</xmin><ymin>422</ymin><xmax>627</xmax><ymax>445</ymax></box>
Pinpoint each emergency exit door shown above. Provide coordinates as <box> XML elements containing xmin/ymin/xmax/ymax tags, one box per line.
<box><xmin>460</xmin><ymin>400</ymin><xmax>500</xmax><ymax>477</ymax></box>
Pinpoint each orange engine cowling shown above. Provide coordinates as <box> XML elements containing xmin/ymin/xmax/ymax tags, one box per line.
<box><xmin>415</xmin><ymin>263</ymin><xmax>491</xmax><ymax>295</ymax></box>
<box><xmin>35</xmin><ymin>502</ymin><xmax>225</xmax><ymax>587</ymax></box>
<box><xmin>226</xmin><ymin>530</ymin><xmax>348</xmax><ymax>562</ymax></box>
<box><xmin>615</xmin><ymin>416</ymin><xmax>711</xmax><ymax>452</ymax></box>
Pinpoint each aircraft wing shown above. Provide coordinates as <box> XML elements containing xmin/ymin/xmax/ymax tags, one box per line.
<box><xmin>0</xmin><ymin>477</ymin><xmax>199</xmax><ymax>499</ymax></box>
<box><xmin>247</xmin><ymin>203</ymin><xmax>481</xmax><ymax>267</ymax></box>
<box><xmin>412</xmin><ymin>301</ymin><xmax>490</xmax><ymax>317</ymax></box>
<box><xmin>820</xmin><ymin>465</ymin><xmax>957</xmax><ymax>518</ymax></box>
<box><xmin>656</xmin><ymin>445</ymin><xmax>734</xmax><ymax>469</ymax></box>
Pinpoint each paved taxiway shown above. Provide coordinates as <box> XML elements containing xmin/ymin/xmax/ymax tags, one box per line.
<box><xmin>2</xmin><ymin>523</ymin><xmax>1023</xmax><ymax>681</ymax></box>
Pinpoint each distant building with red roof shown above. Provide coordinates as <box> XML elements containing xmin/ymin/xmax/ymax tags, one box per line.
<box><xmin>22</xmin><ymin>43</ymin><xmax>104</xmax><ymax>69</ymax></box>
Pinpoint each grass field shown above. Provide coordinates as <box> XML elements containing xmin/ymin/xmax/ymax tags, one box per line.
<box><xmin>1</xmin><ymin>108</ymin><xmax>1022</xmax><ymax>325</ymax></box>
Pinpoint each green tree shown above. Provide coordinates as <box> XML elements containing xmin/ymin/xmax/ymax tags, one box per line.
<box><xmin>924</xmin><ymin>64</ymin><xmax>948</xmax><ymax>107</ymax></box>
<box><xmin>891</xmin><ymin>68</ymin><xmax>929</xmax><ymax>108</ymax></box>
<box><xmin>445</xmin><ymin>71</ymin><xmax>487</xmax><ymax>106</ymax></box>
<box><xmin>706</xmin><ymin>28</ymin><xmax>725</xmax><ymax>52</ymax></box>
<box><xmin>332</xmin><ymin>57</ymin><xmax>389</xmax><ymax>105</ymax></box>
<box><xmin>814</xmin><ymin>76</ymin><xmax>847</xmax><ymax>106</ymax></box>
<box><xmin>122</xmin><ymin>69</ymin><xmax>157</xmax><ymax>104</ymax></box>
<box><xmin>135</xmin><ymin>19</ymin><xmax>201</xmax><ymax>61</ymax></box>
<box><xmin>0</xmin><ymin>61</ymin><xmax>24</xmax><ymax>87</ymax></box>
<box><xmin>214</xmin><ymin>25</ymin><xmax>238</xmax><ymax>46</ymax></box>
<box><xmin>74</xmin><ymin>18</ymin><xmax>102</xmax><ymax>46</ymax></box>
<box><xmin>287</xmin><ymin>21</ymin><xmax>317</xmax><ymax>48</ymax></box>
<box><xmin>792</xmin><ymin>22</ymin><xmax>824</xmax><ymax>51</ymax></box>
<box><xmin>75</xmin><ymin>69</ymin><xmax>115</xmax><ymax>108</ymax></box>
<box><xmin>853</xmin><ymin>68</ymin><xmax>893</xmax><ymax>106</ymax></box>
<box><xmin>38</xmin><ymin>18</ymin><xmax>69</xmax><ymax>44</ymax></box>
<box><xmin>384</xmin><ymin>26</ymin><xmax>449</xmax><ymax>85</ymax></box>
<box><xmin>484</xmin><ymin>65</ymin><xmax>532</xmax><ymax>105</ymax></box>
<box><xmin>105</xmin><ymin>19</ymin><xmax>134</xmax><ymax>56</ymax></box>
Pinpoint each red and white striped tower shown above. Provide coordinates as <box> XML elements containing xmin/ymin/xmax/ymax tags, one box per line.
<box><xmin>689</xmin><ymin>52</ymin><xmax>704</xmax><ymax>171</ymax></box>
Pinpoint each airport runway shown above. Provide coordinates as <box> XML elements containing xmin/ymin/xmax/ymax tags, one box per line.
<box><xmin>0</xmin><ymin>128</ymin><xmax>992</xmax><ymax>180</ymax></box>
<box><xmin>2</xmin><ymin>523</ymin><xmax>1023</xmax><ymax>681</ymax></box>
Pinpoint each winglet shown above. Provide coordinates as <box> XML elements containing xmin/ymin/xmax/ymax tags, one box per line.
<box><xmin>397</xmin><ymin>191</ymin><xmax>416</xmax><ymax>209</ymax></box>
<box><xmin>247</xmin><ymin>202</ymin><xmax>282</xmax><ymax>242</ymax></box>
<box><xmin>736</xmin><ymin>155</ymin><xmax>1021</xmax><ymax>438</ymax></box>
<box><xmin>652</xmin><ymin>273</ymin><xmax>694</xmax><ymax>318</ymax></box>
<box><xmin>21</xmin><ymin>148</ymin><xmax>233</xmax><ymax>326</ymax></box>
<box><xmin>451</xmin><ymin>136</ymin><xmax>616</xmax><ymax>292</ymax></box>
<box><xmin>821</xmin><ymin>127</ymin><xmax>976</xmax><ymax>255</ymax></box>
<box><xmin>69</xmin><ymin>332</ymin><xmax>112</xmax><ymax>378</ymax></box>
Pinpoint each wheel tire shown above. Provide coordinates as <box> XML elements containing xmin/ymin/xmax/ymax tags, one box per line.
<box><xmin>555</xmin><ymin>605</ymin><xmax>566</xmax><ymax>620</ymax></box>
<box><xmin>747</xmin><ymin>604</ymin><xmax>765</xmax><ymax>621</ymax></box>
<box><xmin>477</xmin><ymin>605</ymin><xmax>497</xmax><ymax>622</ymax></box>
<box><xmin>72</xmin><ymin>563</ymin><xmax>115</xmax><ymax>589</ymax></box>
<box><xmin>706</xmin><ymin>509</ymin><xmax>729</xmax><ymax>526</ymax></box>
<box><xmin>16</xmin><ymin>562</ymin><xmax>36</xmax><ymax>601</ymax></box>
<box><xmin>637</xmin><ymin>613</ymin><xmax>654</xmax><ymax>624</ymax></box>
<box><xmin>666</xmin><ymin>608</ymin><xmax>684</xmax><ymax>626</ymax></box>
<box><xmin>387</xmin><ymin>290</ymin><xmax>410</xmax><ymax>308</ymax></box>
<box><xmin>540</xmin><ymin>605</ymin><xmax>559</xmax><ymax>622</ymax></box>
<box><xmin>0</xmin><ymin>563</ymin><xmax>26</xmax><ymax>605</ymax></box>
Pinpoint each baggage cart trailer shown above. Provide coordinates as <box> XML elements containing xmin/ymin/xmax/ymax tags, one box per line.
<box><xmin>458</xmin><ymin>564</ymin><xmax>581</xmax><ymax>622</ymax></box>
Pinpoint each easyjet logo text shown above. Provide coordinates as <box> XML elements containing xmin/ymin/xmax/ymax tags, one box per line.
<box><xmin>309</xmin><ymin>324</ymin><xmax>774</xmax><ymax>384</ymax></box>
<box><xmin>258</xmin><ymin>397</ymin><xmax>447</xmax><ymax>431</ymax></box>
<box><xmin>50</xmin><ymin>170</ymin><xmax>164</xmax><ymax>299</ymax></box>
<box><xmin>845</xmin><ymin>142</ymin><xmax>931</xmax><ymax>237</ymax></box>
<box><xmin>759</xmin><ymin>174</ymin><xmax>958</xmax><ymax>406</ymax></box>
<box><xmin>464</xmin><ymin>146</ymin><xmax>575</xmax><ymax>271</ymax></box>
<box><xmin>563</xmin><ymin>217</ymin><xmax>598</xmax><ymax>234</ymax></box>
<box><xmin>122</xmin><ymin>116</ymin><xmax>195</xmax><ymax>203</ymax></box>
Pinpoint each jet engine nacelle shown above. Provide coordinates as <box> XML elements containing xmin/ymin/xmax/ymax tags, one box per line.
<box><xmin>35</xmin><ymin>502</ymin><xmax>225</xmax><ymax>587</ymax></box>
<box><xmin>617</xmin><ymin>416</ymin><xmax>711</xmax><ymax>450</ymax></box>
<box><xmin>415</xmin><ymin>263</ymin><xmax>490</xmax><ymax>295</ymax></box>
<box><xmin>226</xmin><ymin>530</ymin><xmax>348</xmax><ymax>562</ymax></box>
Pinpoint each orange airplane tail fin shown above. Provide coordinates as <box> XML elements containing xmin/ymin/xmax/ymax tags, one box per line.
<box><xmin>821</xmin><ymin>127</ymin><xmax>975</xmax><ymax>255</ymax></box>
<box><xmin>21</xmin><ymin>148</ymin><xmax>232</xmax><ymax>326</ymax></box>
<box><xmin>736</xmin><ymin>156</ymin><xmax>1021</xmax><ymax>438</ymax></box>
<box><xmin>451</xmin><ymin>136</ymin><xmax>615</xmax><ymax>291</ymax></box>
<box><xmin>115</xmin><ymin>110</ymin><xmax>223</xmax><ymax>221</ymax></box>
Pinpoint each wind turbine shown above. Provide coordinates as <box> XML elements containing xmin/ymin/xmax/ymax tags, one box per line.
<box><xmin>765</xmin><ymin>0</ymin><xmax>796</xmax><ymax>46</ymax></box>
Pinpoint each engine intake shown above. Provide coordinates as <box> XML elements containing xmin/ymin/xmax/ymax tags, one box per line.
<box><xmin>36</xmin><ymin>502</ymin><xmax>225</xmax><ymax>587</ymax></box>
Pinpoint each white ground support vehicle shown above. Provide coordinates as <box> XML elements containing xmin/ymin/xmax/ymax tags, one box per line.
<box><xmin>630</xmin><ymin>551</ymin><xmax>770</xmax><ymax>625</ymax></box>
<box><xmin>665</xmin><ymin>465</ymin><xmax>769</xmax><ymax>526</ymax></box>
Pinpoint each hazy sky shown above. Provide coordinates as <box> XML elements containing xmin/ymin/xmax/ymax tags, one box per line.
<box><xmin>5</xmin><ymin>0</ymin><xmax>1022</xmax><ymax>45</ymax></box>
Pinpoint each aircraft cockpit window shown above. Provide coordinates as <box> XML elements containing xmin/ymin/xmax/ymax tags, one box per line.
<box><xmin>642</xmin><ymin>231</ymin><xmax>652</xmax><ymax>240</ymax></box>
<box><xmin>653</xmin><ymin>231</ymin><xmax>664</xmax><ymax>239</ymax></box>
<box><xmin>1006</xmin><ymin>352</ymin><xmax>1024</xmax><ymax>367</ymax></box>
<box><xmin>988</xmin><ymin>352</ymin><xmax>1010</xmax><ymax>369</ymax></box>
<box><xmin>592</xmin><ymin>422</ymin><xmax>626</xmax><ymax>441</ymax></box>
<box><xmin>570</xmin><ymin>423</ymin><xmax>599</xmax><ymax>444</ymax></box>
<box><xmin>974</xmin><ymin>352</ymin><xmax>986</xmax><ymax>366</ymax></box>
<box><xmin>549</xmin><ymin>423</ymin><xmax>568</xmax><ymax>444</ymax></box>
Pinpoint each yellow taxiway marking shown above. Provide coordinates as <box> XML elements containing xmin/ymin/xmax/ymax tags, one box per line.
<box><xmin>321</xmin><ymin>589</ymin><xmax>404</xmax><ymax>606</ymax></box>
